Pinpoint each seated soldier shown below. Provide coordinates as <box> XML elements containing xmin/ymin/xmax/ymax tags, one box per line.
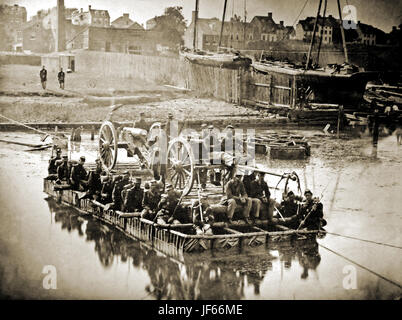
<box><xmin>111</xmin><ymin>171</ymin><xmax>130</xmax><ymax>211</ymax></box>
<box><xmin>299</xmin><ymin>189</ymin><xmax>325</xmax><ymax>230</ymax></box>
<box><xmin>122</xmin><ymin>177</ymin><xmax>144</xmax><ymax>212</ymax></box>
<box><xmin>140</xmin><ymin>180</ymin><xmax>161</xmax><ymax>221</ymax></box>
<box><xmin>70</xmin><ymin>156</ymin><xmax>87</xmax><ymax>191</ymax></box>
<box><xmin>281</xmin><ymin>191</ymin><xmax>302</xmax><ymax>218</ymax></box>
<box><xmin>250</xmin><ymin>172</ymin><xmax>271</xmax><ymax>220</ymax></box>
<box><xmin>221</xmin><ymin>172</ymin><xmax>253</xmax><ymax>224</ymax></box>
<box><xmin>242</xmin><ymin>171</ymin><xmax>261</xmax><ymax>220</ymax></box>
<box><xmin>56</xmin><ymin>155</ymin><xmax>69</xmax><ymax>184</ymax></box>
<box><xmin>46</xmin><ymin>147</ymin><xmax>62</xmax><ymax>180</ymax></box>
<box><xmin>100</xmin><ymin>175</ymin><xmax>114</xmax><ymax>204</ymax></box>
<box><xmin>191</xmin><ymin>193</ymin><xmax>215</xmax><ymax>234</ymax></box>
<box><xmin>79</xmin><ymin>159</ymin><xmax>103</xmax><ymax>200</ymax></box>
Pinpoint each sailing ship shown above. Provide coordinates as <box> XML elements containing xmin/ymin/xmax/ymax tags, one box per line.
<box><xmin>250</xmin><ymin>0</ymin><xmax>378</xmax><ymax>109</ymax></box>
<box><xmin>180</xmin><ymin>0</ymin><xmax>251</xmax><ymax>68</ymax></box>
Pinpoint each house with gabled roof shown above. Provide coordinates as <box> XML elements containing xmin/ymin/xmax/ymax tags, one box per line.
<box><xmin>111</xmin><ymin>13</ymin><xmax>144</xmax><ymax>30</ymax></box>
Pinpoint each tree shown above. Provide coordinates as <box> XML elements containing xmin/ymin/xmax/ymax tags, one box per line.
<box><xmin>153</xmin><ymin>6</ymin><xmax>187</xmax><ymax>49</ymax></box>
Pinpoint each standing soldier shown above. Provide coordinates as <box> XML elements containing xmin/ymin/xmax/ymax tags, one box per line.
<box><xmin>40</xmin><ymin>66</ymin><xmax>47</xmax><ymax>90</ymax></box>
<box><xmin>58</xmin><ymin>68</ymin><xmax>65</xmax><ymax>89</ymax></box>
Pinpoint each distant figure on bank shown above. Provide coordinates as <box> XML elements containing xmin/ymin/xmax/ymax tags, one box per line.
<box><xmin>40</xmin><ymin>66</ymin><xmax>47</xmax><ymax>90</ymax></box>
<box><xmin>58</xmin><ymin>68</ymin><xmax>65</xmax><ymax>89</ymax></box>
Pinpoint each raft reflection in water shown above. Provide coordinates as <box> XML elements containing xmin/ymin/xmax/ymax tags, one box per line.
<box><xmin>46</xmin><ymin>197</ymin><xmax>323</xmax><ymax>299</ymax></box>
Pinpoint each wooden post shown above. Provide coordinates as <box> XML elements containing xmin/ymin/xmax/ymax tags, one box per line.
<box><xmin>337</xmin><ymin>105</ymin><xmax>344</xmax><ymax>139</ymax></box>
<box><xmin>371</xmin><ymin>109</ymin><xmax>379</xmax><ymax>157</ymax></box>
<box><xmin>193</xmin><ymin>0</ymin><xmax>199</xmax><ymax>50</ymax></box>
<box><xmin>91</xmin><ymin>125</ymin><xmax>95</xmax><ymax>140</ymax></box>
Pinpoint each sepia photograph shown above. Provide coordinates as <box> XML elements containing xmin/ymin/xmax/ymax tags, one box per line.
<box><xmin>0</xmin><ymin>0</ymin><xmax>401</xmax><ymax>307</ymax></box>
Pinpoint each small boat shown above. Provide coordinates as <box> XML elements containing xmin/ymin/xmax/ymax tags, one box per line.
<box><xmin>179</xmin><ymin>49</ymin><xmax>251</xmax><ymax>69</ymax></box>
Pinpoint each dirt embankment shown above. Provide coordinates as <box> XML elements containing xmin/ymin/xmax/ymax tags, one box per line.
<box><xmin>0</xmin><ymin>64</ymin><xmax>271</xmax><ymax>125</ymax></box>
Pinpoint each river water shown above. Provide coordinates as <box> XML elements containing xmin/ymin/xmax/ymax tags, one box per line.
<box><xmin>0</xmin><ymin>130</ymin><xmax>401</xmax><ymax>300</ymax></box>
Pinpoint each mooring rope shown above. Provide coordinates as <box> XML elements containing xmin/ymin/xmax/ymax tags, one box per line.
<box><xmin>0</xmin><ymin>113</ymin><xmax>50</xmax><ymax>136</ymax></box>
<box><xmin>319</xmin><ymin>243</ymin><xmax>402</xmax><ymax>290</ymax></box>
<box><xmin>323</xmin><ymin>231</ymin><xmax>402</xmax><ymax>250</ymax></box>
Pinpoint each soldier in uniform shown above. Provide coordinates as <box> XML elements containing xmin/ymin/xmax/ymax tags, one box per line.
<box><xmin>112</xmin><ymin>171</ymin><xmax>130</xmax><ymax>211</ymax></box>
<box><xmin>58</xmin><ymin>68</ymin><xmax>65</xmax><ymax>89</ymax></box>
<box><xmin>80</xmin><ymin>159</ymin><xmax>103</xmax><ymax>200</ymax></box>
<box><xmin>48</xmin><ymin>147</ymin><xmax>62</xmax><ymax>174</ymax></box>
<box><xmin>222</xmin><ymin>172</ymin><xmax>253</xmax><ymax>224</ymax></box>
<box><xmin>140</xmin><ymin>180</ymin><xmax>161</xmax><ymax>220</ymax></box>
<box><xmin>70</xmin><ymin>156</ymin><xmax>88</xmax><ymax>191</ymax></box>
<box><xmin>56</xmin><ymin>155</ymin><xmax>69</xmax><ymax>184</ymax></box>
<box><xmin>133</xmin><ymin>112</ymin><xmax>149</xmax><ymax>131</ymax></box>
<box><xmin>40</xmin><ymin>66</ymin><xmax>47</xmax><ymax>90</ymax></box>
<box><xmin>122</xmin><ymin>177</ymin><xmax>144</xmax><ymax>212</ymax></box>
<box><xmin>299</xmin><ymin>189</ymin><xmax>324</xmax><ymax>230</ymax></box>
<box><xmin>249</xmin><ymin>172</ymin><xmax>271</xmax><ymax>219</ymax></box>
<box><xmin>100</xmin><ymin>175</ymin><xmax>114</xmax><ymax>204</ymax></box>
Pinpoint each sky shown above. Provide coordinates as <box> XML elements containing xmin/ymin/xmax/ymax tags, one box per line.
<box><xmin>1</xmin><ymin>0</ymin><xmax>401</xmax><ymax>32</ymax></box>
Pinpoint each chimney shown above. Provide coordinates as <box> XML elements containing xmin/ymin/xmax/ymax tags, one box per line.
<box><xmin>56</xmin><ymin>0</ymin><xmax>65</xmax><ymax>52</ymax></box>
<box><xmin>268</xmin><ymin>12</ymin><xmax>272</xmax><ymax>19</ymax></box>
<box><xmin>80</xmin><ymin>8</ymin><xmax>83</xmax><ymax>13</ymax></box>
<box><xmin>88</xmin><ymin>5</ymin><xmax>91</xmax><ymax>11</ymax></box>
<box><xmin>123</xmin><ymin>13</ymin><xmax>129</xmax><ymax>19</ymax></box>
<box><xmin>280</xmin><ymin>21</ymin><xmax>284</xmax><ymax>26</ymax></box>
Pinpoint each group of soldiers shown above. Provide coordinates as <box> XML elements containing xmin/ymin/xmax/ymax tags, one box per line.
<box><xmin>45</xmin><ymin>146</ymin><xmax>325</xmax><ymax>231</ymax></box>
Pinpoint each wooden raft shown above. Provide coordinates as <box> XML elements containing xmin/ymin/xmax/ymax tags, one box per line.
<box><xmin>43</xmin><ymin>179</ymin><xmax>318</xmax><ymax>255</ymax></box>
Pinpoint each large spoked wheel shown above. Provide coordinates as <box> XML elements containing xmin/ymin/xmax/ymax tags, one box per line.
<box><xmin>99</xmin><ymin>121</ymin><xmax>118</xmax><ymax>171</ymax></box>
<box><xmin>167</xmin><ymin>137</ymin><xmax>195</xmax><ymax>196</ymax></box>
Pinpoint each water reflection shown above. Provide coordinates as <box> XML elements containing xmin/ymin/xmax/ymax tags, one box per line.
<box><xmin>45</xmin><ymin>197</ymin><xmax>322</xmax><ymax>300</ymax></box>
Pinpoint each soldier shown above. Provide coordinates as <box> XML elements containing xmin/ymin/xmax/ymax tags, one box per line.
<box><xmin>122</xmin><ymin>177</ymin><xmax>144</xmax><ymax>212</ymax></box>
<box><xmin>249</xmin><ymin>172</ymin><xmax>270</xmax><ymax>219</ymax></box>
<box><xmin>56</xmin><ymin>155</ymin><xmax>69</xmax><ymax>184</ymax></box>
<box><xmin>70</xmin><ymin>156</ymin><xmax>88</xmax><ymax>191</ymax></box>
<box><xmin>112</xmin><ymin>171</ymin><xmax>130</xmax><ymax>211</ymax></box>
<box><xmin>46</xmin><ymin>147</ymin><xmax>62</xmax><ymax>178</ymax></box>
<box><xmin>133</xmin><ymin>112</ymin><xmax>149</xmax><ymax>131</ymax></box>
<box><xmin>80</xmin><ymin>159</ymin><xmax>103</xmax><ymax>200</ymax></box>
<box><xmin>58</xmin><ymin>67</ymin><xmax>65</xmax><ymax>89</ymax></box>
<box><xmin>222</xmin><ymin>172</ymin><xmax>253</xmax><ymax>224</ymax></box>
<box><xmin>299</xmin><ymin>189</ymin><xmax>324</xmax><ymax>230</ymax></box>
<box><xmin>40</xmin><ymin>66</ymin><xmax>47</xmax><ymax>90</ymax></box>
<box><xmin>100</xmin><ymin>175</ymin><xmax>114</xmax><ymax>204</ymax></box>
<box><xmin>191</xmin><ymin>192</ymin><xmax>215</xmax><ymax>227</ymax></box>
<box><xmin>140</xmin><ymin>180</ymin><xmax>162</xmax><ymax>220</ymax></box>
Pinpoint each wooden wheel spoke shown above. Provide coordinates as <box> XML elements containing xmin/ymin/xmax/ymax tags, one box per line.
<box><xmin>174</xmin><ymin>174</ymin><xmax>179</xmax><ymax>188</ymax></box>
<box><xmin>183</xmin><ymin>168</ymin><xmax>191</xmax><ymax>177</ymax></box>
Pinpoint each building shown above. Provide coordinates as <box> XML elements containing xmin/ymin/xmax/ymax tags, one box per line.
<box><xmin>296</xmin><ymin>15</ymin><xmax>340</xmax><ymax>44</ymax></box>
<box><xmin>183</xmin><ymin>12</ymin><xmax>228</xmax><ymax>51</ymax></box>
<box><xmin>71</xmin><ymin>5</ymin><xmax>110</xmax><ymax>27</ymax></box>
<box><xmin>0</xmin><ymin>4</ymin><xmax>27</xmax><ymax>51</ymax></box>
<box><xmin>111</xmin><ymin>13</ymin><xmax>144</xmax><ymax>30</ymax></box>
<box><xmin>249</xmin><ymin>13</ymin><xmax>278</xmax><ymax>42</ymax></box>
<box><xmin>356</xmin><ymin>22</ymin><xmax>377</xmax><ymax>46</ymax></box>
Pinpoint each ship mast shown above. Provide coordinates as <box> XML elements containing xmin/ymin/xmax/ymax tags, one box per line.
<box><xmin>306</xmin><ymin>0</ymin><xmax>323</xmax><ymax>70</ymax></box>
<box><xmin>193</xmin><ymin>0</ymin><xmax>199</xmax><ymax>51</ymax></box>
<box><xmin>218</xmin><ymin>0</ymin><xmax>228</xmax><ymax>51</ymax></box>
<box><xmin>336</xmin><ymin>0</ymin><xmax>349</xmax><ymax>63</ymax></box>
